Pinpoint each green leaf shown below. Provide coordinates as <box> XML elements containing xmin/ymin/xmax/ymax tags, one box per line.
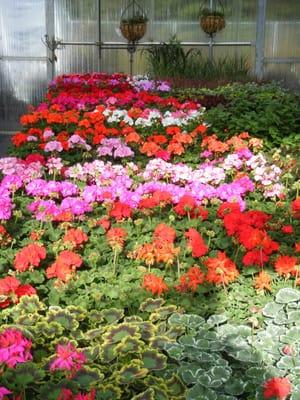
<box><xmin>100</xmin><ymin>308</ymin><xmax>124</xmax><ymax>323</ymax></box>
<box><xmin>2</xmin><ymin>362</ymin><xmax>45</xmax><ymax>389</ymax></box>
<box><xmin>187</xmin><ymin>384</ymin><xmax>217</xmax><ymax>400</ymax></box>
<box><xmin>168</xmin><ymin>313</ymin><xmax>205</xmax><ymax>329</ymax></box>
<box><xmin>262</xmin><ymin>302</ymin><xmax>284</xmax><ymax>318</ymax></box>
<box><xmin>165</xmin><ymin>343</ymin><xmax>184</xmax><ymax>361</ymax></box>
<box><xmin>276</xmin><ymin>356</ymin><xmax>300</xmax><ymax>370</ymax></box>
<box><xmin>141</xmin><ymin>349</ymin><xmax>167</xmax><ymax>370</ymax></box>
<box><xmin>139</xmin><ymin>298</ymin><xmax>165</xmax><ymax>312</ymax></box>
<box><xmin>118</xmin><ymin>360</ymin><xmax>149</xmax><ymax>384</ymax></box>
<box><xmin>73</xmin><ymin>368</ymin><xmax>104</xmax><ymax>388</ymax></box>
<box><xmin>224</xmin><ymin>378</ymin><xmax>246</xmax><ymax>395</ymax></box>
<box><xmin>131</xmin><ymin>388</ymin><xmax>156</xmax><ymax>400</ymax></box>
<box><xmin>276</xmin><ymin>288</ymin><xmax>300</xmax><ymax>304</ymax></box>
<box><xmin>104</xmin><ymin>323</ymin><xmax>138</xmax><ymax>343</ymax></box>
<box><xmin>207</xmin><ymin>314</ymin><xmax>228</xmax><ymax>327</ymax></box>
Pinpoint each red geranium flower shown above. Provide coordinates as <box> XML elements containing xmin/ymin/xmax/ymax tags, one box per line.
<box><xmin>281</xmin><ymin>225</ymin><xmax>294</xmax><ymax>234</ymax></box>
<box><xmin>46</xmin><ymin>250</ymin><xmax>83</xmax><ymax>282</ymax></box>
<box><xmin>205</xmin><ymin>252</ymin><xmax>239</xmax><ymax>286</ymax></box>
<box><xmin>263</xmin><ymin>377</ymin><xmax>292</xmax><ymax>400</ymax></box>
<box><xmin>95</xmin><ymin>216</ymin><xmax>111</xmax><ymax>231</ymax></box>
<box><xmin>154</xmin><ymin>223</ymin><xmax>176</xmax><ymax>243</ymax></box>
<box><xmin>175</xmin><ymin>266</ymin><xmax>205</xmax><ymax>292</ymax></box>
<box><xmin>0</xmin><ymin>276</ymin><xmax>36</xmax><ymax>308</ymax></box>
<box><xmin>109</xmin><ymin>201</ymin><xmax>132</xmax><ymax>221</ymax></box>
<box><xmin>217</xmin><ymin>202</ymin><xmax>241</xmax><ymax>218</ymax></box>
<box><xmin>274</xmin><ymin>255</ymin><xmax>299</xmax><ymax>277</ymax></box>
<box><xmin>142</xmin><ymin>273</ymin><xmax>169</xmax><ymax>296</ymax></box>
<box><xmin>174</xmin><ymin>195</ymin><xmax>197</xmax><ymax>217</ymax></box>
<box><xmin>185</xmin><ymin>228</ymin><xmax>208</xmax><ymax>258</ymax></box>
<box><xmin>14</xmin><ymin>243</ymin><xmax>46</xmax><ymax>272</ymax></box>
<box><xmin>291</xmin><ymin>197</ymin><xmax>300</xmax><ymax>218</ymax></box>
<box><xmin>63</xmin><ymin>228</ymin><xmax>88</xmax><ymax>248</ymax></box>
<box><xmin>106</xmin><ymin>227</ymin><xmax>127</xmax><ymax>249</ymax></box>
<box><xmin>25</xmin><ymin>153</ymin><xmax>46</xmax><ymax>165</ymax></box>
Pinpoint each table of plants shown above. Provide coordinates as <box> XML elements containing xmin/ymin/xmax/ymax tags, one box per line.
<box><xmin>0</xmin><ymin>73</ymin><xmax>299</xmax><ymax>400</ymax></box>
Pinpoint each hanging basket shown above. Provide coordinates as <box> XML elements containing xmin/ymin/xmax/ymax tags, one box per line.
<box><xmin>200</xmin><ymin>15</ymin><xmax>225</xmax><ymax>35</ymax></box>
<box><xmin>120</xmin><ymin>21</ymin><xmax>147</xmax><ymax>42</ymax></box>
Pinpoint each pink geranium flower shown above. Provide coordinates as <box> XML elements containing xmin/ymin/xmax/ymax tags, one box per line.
<box><xmin>0</xmin><ymin>387</ymin><xmax>12</xmax><ymax>400</ymax></box>
<box><xmin>0</xmin><ymin>329</ymin><xmax>32</xmax><ymax>368</ymax></box>
<box><xmin>50</xmin><ymin>342</ymin><xmax>86</xmax><ymax>374</ymax></box>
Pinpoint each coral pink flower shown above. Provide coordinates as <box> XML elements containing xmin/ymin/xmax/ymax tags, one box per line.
<box><xmin>14</xmin><ymin>243</ymin><xmax>46</xmax><ymax>272</ymax></box>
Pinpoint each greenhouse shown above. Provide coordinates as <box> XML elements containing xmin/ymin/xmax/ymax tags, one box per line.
<box><xmin>0</xmin><ymin>1</ymin><xmax>299</xmax><ymax>399</ymax></box>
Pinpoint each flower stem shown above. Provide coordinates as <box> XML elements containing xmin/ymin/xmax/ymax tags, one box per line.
<box><xmin>177</xmin><ymin>256</ymin><xmax>181</xmax><ymax>279</ymax></box>
<box><xmin>113</xmin><ymin>248</ymin><xmax>118</xmax><ymax>276</ymax></box>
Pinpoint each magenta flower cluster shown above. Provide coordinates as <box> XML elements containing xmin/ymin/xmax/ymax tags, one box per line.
<box><xmin>0</xmin><ymin>328</ymin><xmax>32</xmax><ymax>368</ymax></box>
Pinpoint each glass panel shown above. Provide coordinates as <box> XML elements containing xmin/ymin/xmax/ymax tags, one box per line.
<box><xmin>55</xmin><ymin>45</ymin><xmax>100</xmax><ymax>75</ymax></box>
<box><xmin>0</xmin><ymin>60</ymin><xmax>47</xmax><ymax>131</ymax></box>
<box><xmin>55</xmin><ymin>0</ymin><xmax>98</xmax><ymax>42</ymax></box>
<box><xmin>0</xmin><ymin>0</ymin><xmax>46</xmax><ymax>57</ymax></box>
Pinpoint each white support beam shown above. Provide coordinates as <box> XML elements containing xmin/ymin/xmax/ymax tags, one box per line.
<box><xmin>255</xmin><ymin>0</ymin><xmax>267</xmax><ymax>80</ymax></box>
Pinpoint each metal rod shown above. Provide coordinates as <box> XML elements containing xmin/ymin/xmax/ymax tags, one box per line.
<box><xmin>264</xmin><ymin>57</ymin><xmax>300</xmax><ymax>64</ymax></box>
<box><xmin>45</xmin><ymin>0</ymin><xmax>55</xmax><ymax>80</ymax></box>
<box><xmin>0</xmin><ymin>56</ymin><xmax>48</xmax><ymax>61</ymax></box>
<box><xmin>208</xmin><ymin>35</ymin><xmax>214</xmax><ymax>62</ymax></box>
<box><xmin>60</xmin><ymin>41</ymin><xmax>253</xmax><ymax>47</ymax></box>
<box><xmin>255</xmin><ymin>0</ymin><xmax>267</xmax><ymax>80</ymax></box>
<box><xmin>98</xmin><ymin>0</ymin><xmax>102</xmax><ymax>67</ymax></box>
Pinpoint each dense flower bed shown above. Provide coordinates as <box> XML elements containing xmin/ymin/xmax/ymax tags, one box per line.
<box><xmin>0</xmin><ymin>73</ymin><xmax>299</xmax><ymax>399</ymax></box>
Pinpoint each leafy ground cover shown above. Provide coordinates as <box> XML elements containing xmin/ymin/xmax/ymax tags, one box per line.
<box><xmin>173</xmin><ymin>82</ymin><xmax>300</xmax><ymax>148</ymax></box>
<box><xmin>0</xmin><ymin>73</ymin><xmax>299</xmax><ymax>399</ymax></box>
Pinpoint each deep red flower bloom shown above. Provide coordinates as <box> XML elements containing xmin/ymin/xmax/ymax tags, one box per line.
<box><xmin>152</xmin><ymin>190</ymin><xmax>172</xmax><ymax>205</ymax></box>
<box><xmin>217</xmin><ymin>202</ymin><xmax>241</xmax><ymax>218</ymax></box>
<box><xmin>281</xmin><ymin>225</ymin><xmax>294</xmax><ymax>234</ymax></box>
<box><xmin>291</xmin><ymin>197</ymin><xmax>300</xmax><ymax>218</ymax></box>
<box><xmin>14</xmin><ymin>284</ymin><xmax>37</xmax><ymax>299</ymax></box>
<box><xmin>242</xmin><ymin>249</ymin><xmax>270</xmax><ymax>267</ymax></box>
<box><xmin>238</xmin><ymin>227</ymin><xmax>279</xmax><ymax>254</ymax></box>
<box><xmin>263</xmin><ymin>377</ymin><xmax>292</xmax><ymax>400</ymax></box>
<box><xmin>0</xmin><ymin>276</ymin><xmax>36</xmax><ymax>309</ymax></box>
<box><xmin>25</xmin><ymin>153</ymin><xmax>46</xmax><ymax>165</ymax></box>
<box><xmin>174</xmin><ymin>195</ymin><xmax>196</xmax><ymax>216</ymax></box>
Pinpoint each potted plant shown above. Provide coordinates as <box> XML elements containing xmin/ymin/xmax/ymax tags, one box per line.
<box><xmin>120</xmin><ymin>13</ymin><xmax>148</xmax><ymax>43</ymax></box>
<box><xmin>200</xmin><ymin>5</ymin><xmax>225</xmax><ymax>35</ymax></box>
